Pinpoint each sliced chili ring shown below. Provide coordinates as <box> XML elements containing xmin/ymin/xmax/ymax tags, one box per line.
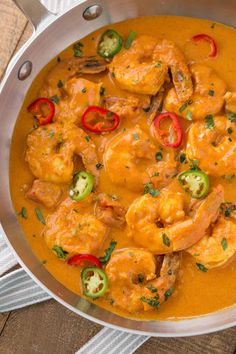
<box><xmin>69</xmin><ymin>171</ymin><xmax>93</xmax><ymax>202</ymax></box>
<box><xmin>97</xmin><ymin>29</ymin><xmax>123</xmax><ymax>58</ymax></box>
<box><xmin>82</xmin><ymin>106</ymin><xmax>120</xmax><ymax>134</ymax></box>
<box><xmin>28</xmin><ymin>97</ymin><xmax>55</xmax><ymax>125</ymax></box>
<box><xmin>81</xmin><ymin>267</ymin><xmax>108</xmax><ymax>298</ymax></box>
<box><xmin>153</xmin><ymin>112</ymin><xmax>183</xmax><ymax>148</ymax></box>
<box><xmin>178</xmin><ymin>170</ymin><xmax>209</xmax><ymax>199</ymax></box>
<box><xmin>192</xmin><ymin>34</ymin><xmax>217</xmax><ymax>58</ymax></box>
<box><xmin>68</xmin><ymin>254</ymin><xmax>102</xmax><ymax>268</ymax></box>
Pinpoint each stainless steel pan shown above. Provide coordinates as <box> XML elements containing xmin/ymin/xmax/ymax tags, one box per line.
<box><xmin>1</xmin><ymin>0</ymin><xmax>236</xmax><ymax>336</ymax></box>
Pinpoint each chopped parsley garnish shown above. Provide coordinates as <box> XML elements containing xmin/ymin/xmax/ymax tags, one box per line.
<box><xmin>226</xmin><ymin>174</ymin><xmax>235</xmax><ymax>182</ymax></box>
<box><xmin>50</xmin><ymin>95</ymin><xmax>60</xmax><ymax>104</ymax></box>
<box><xmin>100</xmin><ymin>87</ymin><xmax>105</xmax><ymax>96</ymax></box>
<box><xmin>227</xmin><ymin>111</ymin><xmax>236</xmax><ymax>123</ymax></box>
<box><xmin>227</xmin><ymin>127</ymin><xmax>233</xmax><ymax>134</ymax></box>
<box><xmin>49</xmin><ymin>131</ymin><xmax>55</xmax><ymax>138</ymax></box>
<box><xmin>196</xmin><ymin>263</ymin><xmax>208</xmax><ymax>272</ymax></box>
<box><xmin>99</xmin><ymin>240</ymin><xmax>117</xmax><ymax>265</ymax></box>
<box><xmin>208</xmin><ymin>90</ymin><xmax>215</xmax><ymax>96</ymax></box>
<box><xmin>85</xmin><ymin>135</ymin><xmax>91</xmax><ymax>142</ymax></box>
<box><xmin>57</xmin><ymin>56</ymin><xmax>61</xmax><ymax>63</ymax></box>
<box><xmin>42</xmin><ymin>260</ymin><xmax>47</xmax><ymax>264</ymax></box>
<box><xmin>124</xmin><ymin>31</ymin><xmax>137</xmax><ymax>49</ymax></box>
<box><xmin>221</xmin><ymin>202</ymin><xmax>236</xmax><ymax>217</ymax></box>
<box><xmin>205</xmin><ymin>114</ymin><xmax>215</xmax><ymax>129</ymax></box>
<box><xmin>140</xmin><ymin>295</ymin><xmax>160</xmax><ymax>308</ymax></box>
<box><xmin>179</xmin><ymin>153</ymin><xmax>187</xmax><ymax>164</ymax></box>
<box><xmin>192</xmin><ymin>253</ymin><xmax>200</xmax><ymax>257</ymax></box>
<box><xmin>52</xmin><ymin>245</ymin><xmax>68</xmax><ymax>259</ymax></box>
<box><xmin>179</xmin><ymin>102</ymin><xmax>188</xmax><ymax>113</ymax></box>
<box><xmin>221</xmin><ymin>237</ymin><xmax>228</xmax><ymax>251</ymax></box>
<box><xmin>155</xmin><ymin>151</ymin><xmax>163</xmax><ymax>161</ymax></box>
<box><xmin>96</xmin><ymin>163</ymin><xmax>104</xmax><ymax>170</ymax></box>
<box><xmin>155</xmin><ymin>61</ymin><xmax>162</xmax><ymax>68</ymax></box>
<box><xmin>146</xmin><ymin>285</ymin><xmax>157</xmax><ymax>293</ymax></box>
<box><xmin>111</xmin><ymin>71</ymin><xmax>116</xmax><ymax>78</ymax></box>
<box><xmin>162</xmin><ymin>233</ymin><xmax>170</xmax><ymax>247</ymax></box>
<box><xmin>133</xmin><ymin>132</ymin><xmax>140</xmax><ymax>140</ymax></box>
<box><xmin>73</xmin><ymin>42</ymin><xmax>83</xmax><ymax>57</ymax></box>
<box><xmin>143</xmin><ymin>182</ymin><xmax>160</xmax><ymax>197</ymax></box>
<box><xmin>57</xmin><ymin>80</ymin><xmax>63</xmax><ymax>88</ymax></box>
<box><xmin>189</xmin><ymin>159</ymin><xmax>199</xmax><ymax>170</ymax></box>
<box><xmin>164</xmin><ymin>287</ymin><xmax>173</xmax><ymax>300</ymax></box>
<box><xmin>82</xmin><ymin>87</ymin><xmax>87</xmax><ymax>93</ymax></box>
<box><xmin>35</xmin><ymin>208</ymin><xmax>45</xmax><ymax>225</ymax></box>
<box><xmin>186</xmin><ymin>110</ymin><xmax>193</xmax><ymax>121</ymax></box>
<box><xmin>137</xmin><ymin>273</ymin><xmax>144</xmax><ymax>283</ymax></box>
<box><xmin>143</xmin><ymin>106</ymin><xmax>151</xmax><ymax>113</ymax></box>
<box><xmin>18</xmin><ymin>207</ymin><xmax>28</xmax><ymax>219</ymax></box>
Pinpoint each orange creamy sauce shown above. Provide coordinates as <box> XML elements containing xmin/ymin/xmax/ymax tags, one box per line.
<box><xmin>10</xmin><ymin>16</ymin><xmax>236</xmax><ymax>320</ymax></box>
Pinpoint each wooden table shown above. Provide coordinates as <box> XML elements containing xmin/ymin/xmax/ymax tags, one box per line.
<box><xmin>1</xmin><ymin>1</ymin><xmax>236</xmax><ymax>353</ymax></box>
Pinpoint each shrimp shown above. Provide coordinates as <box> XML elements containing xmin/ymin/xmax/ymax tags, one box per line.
<box><xmin>187</xmin><ymin>217</ymin><xmax>236</xmax><ymax>269</ymax></box>
<box><xmin>25</xmin><ymin>122</ymin><xmax>99</xmax><ymax>184</ymax></box>
<box><xmin>109</xmin><ymin>36</ymin><xmax>193</xmax><ymax>100</ymax></box>
<box><xmin>103</xmin><ymin>125</ymin><xmax>177</xmax><ymax>192</ymax></box>
<box><xmin>164</xmin><ymin>64</ymin><xmax>227</xmax><ymax>120</ymax></box>
<box><xmin>105</xmin><ymin>248</ymin><xmax>180</xmax><ymax>313</ymax></box>
<box><xmin>44</xmin><ymin>198</ymin><xmax>108</xmax><ymax>256</ymax></box>
<box><xmin>186</xmin><ymin>115</ymin><xmax>236</xmax><ymax>176</ymax></box>
<box><xmin>104</xmin><ymin>95</ymin><xmax>150</xmax><ymax>119</ymax></box>
<box><xmin>126</xmin><ymin>185</ymin><xmax>224</xmax><ymax>254</ymax></box>
<box><xmin>224</xmin><ymin>91</ymin><xmax>236</xmax><ymax>113</ymax></box>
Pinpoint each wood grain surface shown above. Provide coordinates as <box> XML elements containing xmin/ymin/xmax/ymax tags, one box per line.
<box><xmin>1</xmin><ymin>1</ymin><xmax>236</xmax><ymax>353</ymax></box>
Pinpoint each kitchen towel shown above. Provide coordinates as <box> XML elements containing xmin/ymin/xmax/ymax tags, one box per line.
<box><xmin>0</xmin><ymin>1</ymin><xmax>149</xmax><ymax>352</ymax></box>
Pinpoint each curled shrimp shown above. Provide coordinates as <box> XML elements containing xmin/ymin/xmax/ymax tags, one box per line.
<box><xmin>186</xmin><ymin>115</ymin><xmax>236</xmax><ymax>176</ymax></box>
<box><xmin>164</xmin><ymin>64</ymin><xmax>227</xmax><ymax>120</ymax></box>
<box><xmin>105</xmin><ymin>248</ymin><xmax>180</xmax><ymax>313</ymax></box>
<box><xmin>109</xmin><ymin>36</ymin><xmax>193</xmax><ymax>100</ymax></box>
<box><xmin>44</xmin><ymin>197</ymin><xmax>108</xmax><ymax>256</ymax></box>
<box><xmin>187</xmin><ymin>217</ymin><xmax>236</xmax><ymax>269</ymax></box>
<box><xmin>25</xmin><ymin>122</ymin><xmax>99</xmax><ymax>184</ymax></box>
<box><xmin>126</xmin><ymin>185</ymin><xmax>224</xmax><ymax>254</ymax></box>
<box><xmin>103</xmin><ymin>125</ymin><xmax>177</xmax><ymax>192</ymax></box>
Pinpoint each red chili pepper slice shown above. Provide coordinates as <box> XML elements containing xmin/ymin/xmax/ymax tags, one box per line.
<box><xmin>81</xmin><ymin>106</ymin><xmax>120</xmax><ymax>134</ymax></box>
<box><xmin>192</xmin><ymin>34</ymin><xmax>217</xmax><ymax>58</ymax></box>
<box><xmin>28</xmin><ymin>97</ymin><xmax>55</xmax><ymax>125</ymax></box>
<box><xmin>153</xmin><ymin>112</ymin><xmax>183</xmax><ymax>148</ymax></box>
<box><xmin>67</xmin><ymin>254</ymin><xmax>103</xmax><ymax>268</ymax></box>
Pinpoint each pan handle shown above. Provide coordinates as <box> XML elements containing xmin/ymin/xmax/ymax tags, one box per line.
<box><xmin>12</xmin><ymin>0</ymin><xmax>56</xmax><ymax>30</ymax></box>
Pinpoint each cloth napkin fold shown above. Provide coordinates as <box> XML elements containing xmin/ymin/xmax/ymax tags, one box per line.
<box><xmin>0</xmin><ymin>2</ymin><xmax>149</xmax><ymax>353</ymax></box>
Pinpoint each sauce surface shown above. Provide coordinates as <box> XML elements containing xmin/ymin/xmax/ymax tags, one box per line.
<box><xmin>10</xmin><ymin>15</ymin><xmax>236</xmax><ymax>320</ymax></box>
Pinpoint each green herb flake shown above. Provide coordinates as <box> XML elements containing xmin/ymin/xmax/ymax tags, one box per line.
<box><xmin>226</xmin><ymin>174</ymin><xmax>235</xmax><ymax>183</ymax></box>
<box><xmin>73</xmin><ymin>42</ymin><xmax>83</xmax><ymax>57</ymax></box>
<box><xmin>124</xmin><ymin>31</ymin><xmax>137</xmax><ymax>49</ymax></box>
<box><xmin>85</xmin><ymin>135</ymin><xmax>91</xmax><ymax>142</ymax></box>
<box><xmin>137</xmin><ymin>273</ymin><xmax>144</xmax><ymax>283</ymax></box>
<box><xmin>49</xmin><ymin>131</ymin><xmax>55</xmax><ymax>138</ymax></box>
<box><xmin>57</xmin><ymin>56</ymin><xmax>61</xmax><ymax>63</ymax></box>
<box><xmin>35</xmin><ymin>208</ymin><xmax>46</xmax><ymax>225</ymax></box>
<box><xmin>186</xmin><ymin>110</ymin><xmax>193</xmax><ymax>121</ymax></box>
<box><xmin>100</xmin><ymin>87</ymin><xmax>105</xmax><ymax>96</ymax></box>
<box><xmin>196</xmin><ymin>263</ymin><xmax>208</xmax><ymax>272</ymax></box>
<box><xmin>179</xmin><ymin>102</ymin><xmax>188</xmax><ymax>113</ymax></box>
<box><xmin>99</xmin><ymin>240</ymin><xmax>117</xmax><ymax>265</ymax></box>
<box><xmin>205</xmin><ymin>114</ymin><xmax>215</xmax><ymax>129</ymax></box>
<box><xmin>162</xmin><ymin>233</ymin><xmax>171</xmax><ymax>247</ymax></box>
<box><xmin>208</xmin><ymin>90</ymin><xmax>215</xmax><ymax>96</ymax></box>
<box><xmin>18</xmin><ymin>207</ymin><xmax>28</xmax><ymax>219</ymax></box>
<box><xmin>143</xmin><ymin>182</ymin><xmax>160</xmax><ymax>198</ymax></box>
<box><xmin>155</xmin><ymin>151</ymin><xmax>163</xmax><ymax>161</ymax></box>
<box><xmin>227</xmin><ymin>127</ymin><xmax>233</xmax><ymax>134</ymax></box>
<box><xmin>52</xmin><ymin>245</ymin><xmax>68</xmax><ymax>259</ymax></box>
<box><xmin>155</xmin><ymin>61</ymin><xmax>162</xmax><ymax>68</ymax></box>
<box><xmin>42</xmin><ymin>260</ymin><xmax>47</xmax><ymax>264</ymax></box>
<box><xmin>143</xmin><ymin>106</ymin><xmax>151</xmax><ymax>113</ymax></box>
<box><xmin>96</xmin><ymin>163</ymin><xmax>104</xmax><ymax>170</ymax></box>
<box><xmin>227</xmin><ymin>111</ymin><xmax>236</xmax><ymax>123</ymax></box>
<box><xmin>164</xmin><ymin>287</ymin><xmax>173</xmax><ymax>301</ymax></box>
<box><xmin>57</xmin><ymin>80</ymin><xmax>63</xmax><ymax>88</ymax></box>
<box><xmin>179</xmin><ymin>153</ymin><xmax>187</xmax><ymax>164</ymax></box>
<box><xmin>221</xmin><ymin>237</ymin><xmax>228</xmax><ymax>251</ymax></box>
<box><xmin>151</xmin><ymin>172</ymin><xmax>160</xmax><ymax>177</ymax></box>
<box><xmin>50</xmin><ymin>95</ymin><xmax>60</xmax><ymax>104</ymax></box>
<box><xmin>133</xmin><ymin>133</ymin><xmax>140</xmax><ymax>140</ymax></box>
<box><xmin>192</xmin><ymin>253</ymin><xmax>200</xmax><ymax>257</ymax></box>
<box><xmin>82</xmin><ymin>87</ymin><xmax>87</xmax><ymax>94</ymax></box>
<box><xmin>140</xmin><ymin>295</ymin><xmax>160</xmax><ymax>308</ymax></box>
<box><xmin>146</xmin><ymin>285</ymin><xmax>157</xmax><ymax>293</ymax></box>
<box><xmin>189</xmin><ymin>159</ymin><xmax>199</xmax><ymax>170</ymax></box>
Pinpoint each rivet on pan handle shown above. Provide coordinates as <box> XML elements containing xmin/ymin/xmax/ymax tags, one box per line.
<box><xmin>12</xmin><ymin>0</ymin><xmax>56</xmax><ymax>31</ymax></box>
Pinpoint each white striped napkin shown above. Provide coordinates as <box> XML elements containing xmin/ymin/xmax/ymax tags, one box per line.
<box><xmin>0</xmin><ymin>0</ymin><xmax>150</xmax><ymax>352</ymax></box>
